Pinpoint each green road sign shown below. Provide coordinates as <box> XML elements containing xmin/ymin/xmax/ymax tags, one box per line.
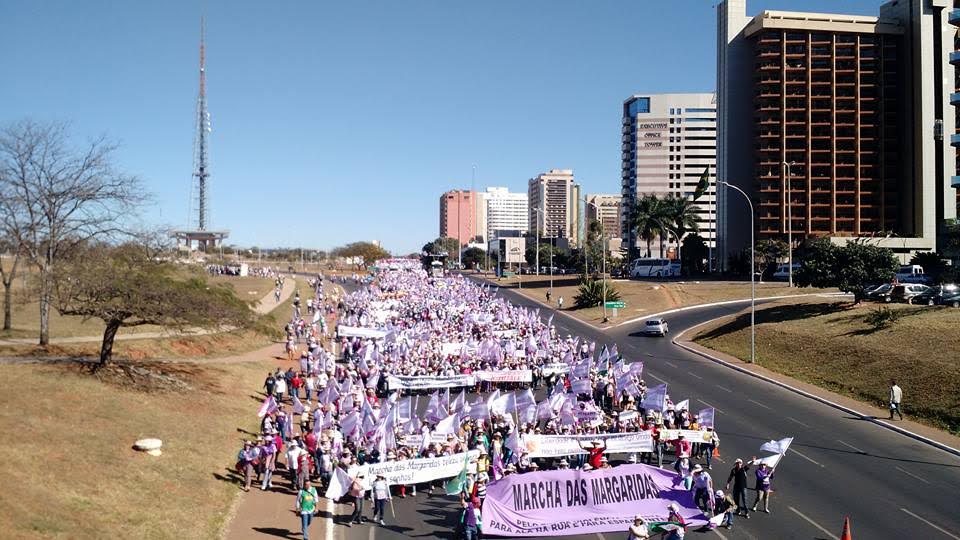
<box><xmin>502</xmin><ymin>271</ymin><xmax>516</xmax><ymax>277</ymax></box>
<box><xmin>604</xmin><ymin>301</ymin><xmax>626</xmax><ymax>308</ymax></box>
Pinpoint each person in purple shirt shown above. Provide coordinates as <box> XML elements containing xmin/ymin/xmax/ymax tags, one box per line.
<box><xmin>461</xmin><ymin>497</ymin><xmax>482</xmax><ymax>540</ymax></box>
<box><xmin>751</xmin><ymin>462</ymin><xmax>774</xmax><ymax>513</ymax></box>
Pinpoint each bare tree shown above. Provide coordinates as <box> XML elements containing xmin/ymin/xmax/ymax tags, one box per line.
<box><xmin>0</xmin><ymin>120</ymin><xmax>145</xmax><ymax>345</ymax></box>
<box><xmin>0</xmin><ymin>234</ymin><xmax>23</xmax><ymax>331</ymax></box>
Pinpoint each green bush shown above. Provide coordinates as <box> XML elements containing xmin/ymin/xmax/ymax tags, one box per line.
<box><xmin>864</xmin><ymin>306</ymin><xmax>900</xmax><ymax>330</ymax></box>
<box><xmin>573</xmin><ymin>279</ymin><xmax>621</xmax><ymax>309</ymax></box>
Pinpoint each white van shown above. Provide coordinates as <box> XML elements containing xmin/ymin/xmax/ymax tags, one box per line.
<box><xmin>629</xmin><ymin>258</ymin><xmax>677</xmax><ymax>279</ymax></box>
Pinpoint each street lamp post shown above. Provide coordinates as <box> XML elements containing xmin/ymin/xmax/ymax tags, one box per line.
<box><xmin>782</xmin><ymin>161</ymin><xmax>795</xmax><ymax>288</ymax></box>
<box><xmin>718</xmin><ymin>180</ymin><xmax>756</xmax><ymax>364</ymax></box>
<box><xmin>533</xmin><ymin>207</ymin><xmax>553</xmax><ymax>295</ymax></box>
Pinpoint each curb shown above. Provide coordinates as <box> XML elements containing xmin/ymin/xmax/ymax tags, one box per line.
<box><xmin>671</xmin><ymin>323</ymin><xmax>960</xmax><ymax>460</ymax></box>
<box><xmin>615</xmin><ymin>292</ymin><xmax>850</xmax><ymax>327</ymax></box>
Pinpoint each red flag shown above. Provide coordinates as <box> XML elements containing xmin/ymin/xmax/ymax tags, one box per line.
<box><xmin>840</xmin><ymin>516</ymin><xmax>852</xmax><ymax>540</ymax></box>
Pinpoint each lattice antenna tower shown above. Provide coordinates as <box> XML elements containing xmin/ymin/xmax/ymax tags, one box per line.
<box><xmin>191</xmin><ymin>16</ymin><xmax>212</xmax><ymax>231</ymax></box>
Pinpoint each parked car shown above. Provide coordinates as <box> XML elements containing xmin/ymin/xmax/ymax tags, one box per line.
<box><xmin>890</xmin><ymin>284</ymin><xmax>930</xmax><ymax>304</ymax></box>
<box><xmin>866</xmin><ymin>283</ymin><xmax>894</xmax><ymax>302</ymax></box>
<box><xmin>913</xmin><ymin>284</ymin><xmax>960</xmax><ymax>306</ymax></box>
<box><xmin>771</xmin><ymin>263</ymin><xmax>801</xmax><ymax>281</ymax></box>
<box><xmin>940</xmin><ymin>289</ymin><xmax>960</xmax><ymax>308</ymax></box>
<box><xmin>642</xmin><ymin>318</ymin><xmax>669</xmax><ymax>336</ymax></box>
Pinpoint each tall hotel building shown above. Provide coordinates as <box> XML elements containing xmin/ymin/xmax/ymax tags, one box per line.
<box><xmin>483</xmin><ymin>187</ymin><xmax>529</xmax><ymax>240</ymax></box>
<box><xmin>621</xmin><ymin>94</ymin><xmax>717</xmax><ymax>258</ymax></box>
<box><xmin>528</xmin><ymin>169</ymin><xmax>581</xmax><ymax>247</ymax></box>
<box><xmin>717</xmin><ymin>0</ymin><xmax>957</xmax><ymax>264</ymax></box>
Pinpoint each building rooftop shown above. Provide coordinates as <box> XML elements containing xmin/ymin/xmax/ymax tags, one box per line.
<box><xmin>744</xmin><ymin>9</ymin><xmax>902</xmax><ymax>36</ymax></box>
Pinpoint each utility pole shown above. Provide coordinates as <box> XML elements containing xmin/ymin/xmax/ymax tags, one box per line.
<box><xmin>719</xmin><ymin>180</ymin><xmax>756</xmax><ymax>364</ymax></box>
<box><xmin>782</xmin><ymin>161</ymin><xmax>795</xmax><ymax>287</ymax></box>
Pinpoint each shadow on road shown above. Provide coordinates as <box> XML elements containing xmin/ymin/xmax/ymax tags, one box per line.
<box><xmin>251</xmin><ymin>527</ymin><xmax>298</xmax><ymax>538</ymax></box>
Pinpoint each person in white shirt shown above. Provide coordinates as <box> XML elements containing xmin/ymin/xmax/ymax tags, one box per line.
<box><xmin>287</xmin><ymin>441</ymin><xmax>304</xmax><ymax>489</ymax></box>
<box><xmin>370</xmin><ymin>473</ymin><xmax>391</xmax><ymax>526</ymax></box>
<box><xmin>628</xmin><ymin>514</ymin><xmax>650</xmax><ymax>540</ymax></box>
<box><xmin>691</xmin><ymin>465</ymin><xmax>714</xmax><ymax>514</ymax></box>
<box><xmin>889</xmin><ymin>380</ymin><xmax>903</xmax><ymax>420</ymax></box>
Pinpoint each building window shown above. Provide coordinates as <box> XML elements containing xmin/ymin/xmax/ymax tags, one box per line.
<box><xmin>628</xmin><ymin>97</ymin><xmax>651</xmax><ymax>116</ymax></box>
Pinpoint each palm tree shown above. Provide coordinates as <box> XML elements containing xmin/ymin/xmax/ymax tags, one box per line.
<box><xmin>631</xmin><ymin>195</ymin><xmax>663</xmax><ymax>258</ymax></box>
<box><xmin>662</xmin><ymin>195</ymin><xmax>701</xmax><ymax>272</ymax></box>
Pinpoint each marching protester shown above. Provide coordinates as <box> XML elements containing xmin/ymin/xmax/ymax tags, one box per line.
<box><xmin>235</xmin><ymin>262</ymin><xmax>791</xmax><ymax>538</ymax></box>
<box><xmin>751</xmin><ymin>462</ymin><xmax>774</xmax><ymax>513</ymax></box>
<box><xmin>296</xmin><ymin>479</ymin><xmax>319</xmax><ymax>540</ymax></box>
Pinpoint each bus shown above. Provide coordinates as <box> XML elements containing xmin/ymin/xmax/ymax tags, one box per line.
<box><xmin>430</xmin><ymin>260</ymin><xmax>444</xmax><ymax>278</ymax></box>
<box><xmin>629</xmin><ymin>258</ymin><xmax>678</xmax><ymax>279</ymax></box>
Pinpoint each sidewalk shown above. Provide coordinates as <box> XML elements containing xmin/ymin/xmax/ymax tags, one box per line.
<box><xmin>0</xmin><ymin>277</ymin><xmax>296</xmax><ymax>346</ymax></box>
<box><xmin>676</xmin><ymin>328</ymin><xmax>960</xmax><ymax>456</ymax></box>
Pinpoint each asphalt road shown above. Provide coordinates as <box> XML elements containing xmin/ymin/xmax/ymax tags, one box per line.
<box><xmin>324</xmin><ymin>278</ymin><xmax>960</xmax><ymax>540</ymax></box>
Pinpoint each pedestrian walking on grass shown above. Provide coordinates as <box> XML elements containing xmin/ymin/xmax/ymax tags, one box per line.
<box><xmin>889</xmin><ymin>380</ymin><xmax>903</xmax><ymax>420</ymax></box>
<box><xmin>557</xmin><ymin>296</ymin><xmax>564</xmax><ymax>310</ymax></box>
<box><xmin>296</xmin><ymin>479</ymin><xmax>319</xmax><ymax>540</ymax></box>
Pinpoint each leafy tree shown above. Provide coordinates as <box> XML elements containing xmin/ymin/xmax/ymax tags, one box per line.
<box><xmin>332</xmin><ymin>242</ymin><xmax>390</xmax><ymax>270</ymax></box>
<box><xmin>662</xmin><ymin>195</ymin><xmax>700</xmax><ymax>273</ymax></box>
<box><xmin>630</xmin><ymin>195</ymin><xmax>665</xmax><ymax>258</ymax></box>
<box><xmin>461</xmin><ymin>247</ymin><xmax>485</xmax><ymax>269</ymax></box>
<box><xmin>432</xmin><ymin>237</ymin><xmax>461</xmax><ymax>256</ymax></box>
<box><xmin>681</xmin><ymin>234</ymin><xmax>708</xmax><ymax>275</ymax></box>
<box><xmin>795</xmin><ymin>239</ymin><xmax>899</xmax><ymax>303</ymax></box>
<box><xmin>573</xmin><ymin>279</ymin><xmax>621</xmax><ymax>309</ymax></box>
<box><xmin>53</xmin><ymin>242</ymin><xmax>257</xmax><ymax>366</ymax></box>
<box><xmin>525</xmin><ymin>241</ymin><xmax>563</xmax><ymax>269</ymax></box>
<box><xmin>909</xmin><ymin>251</ymin><xmax>946</xmax><ymax>282</ymax></box>
<box><xmin>756</xmin><ymin>238</ymin><xmax>789</xmax><ymax>279</ymax></box>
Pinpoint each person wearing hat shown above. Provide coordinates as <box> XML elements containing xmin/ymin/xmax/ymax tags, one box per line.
<box><xmin>579</xmin><ymin>438</ymin><xmax>607</xmax><ymax>470</ymax></box>
<box><xmin>627</xmin><ymin>514</ymin><xmax>650</xmax><ymax>540</ymax></box>
<box><xmin>296</xmin><ymin>479</ymin><xmax>319</xmax><ymax>540</ymax></box>
<box><xmin>663</xmin><ymin>503</ymin><xmax>687</xmax><ymax>540</ymax></box>
<box><xmin>371</xmin><ymin>473</ymin><xmax>391</xmax><ymax>526</ymax></box>
<box><xmin>751</xmin><ymin>462</ymin><xmax>773</xmax><ymax>514</ymax></box>
<box><xmin>558</xmin><ymin>458</ymin><xmax>570</xmax><ymax>470</ymax></box>
<box><xmin>714</xmin><ymin>489</ymin><xmax>737</xmax><ymax>529</ymax></box>
<box><xmin>348</xmin><ymin>472</ymin><xmax>366</xmax><ymax>525</ymax></box>
<box><xmin>599</xmin><ymin>456</ymin><xmax>612</xmax><ymax>469</ymax></box>
<box><xmin>237</xmin><ymin>441</ymin><xmax>258</xmax><ymax>492</ymax></box>
<box><xmin>692</xmin><ymin>465</ymin><xmax>714</xmax><ymax>514</ymax></box>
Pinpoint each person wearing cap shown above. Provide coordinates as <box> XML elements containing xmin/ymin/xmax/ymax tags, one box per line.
<box><xmin>296</xmin><ymin>479</ymin><xmax>319</xmax><ymax>540</ymax></box>
<box><xmin>627</xmin><ymin>514</ymin><xmax>650</xmax><ymax>540</ymax></box>
<box><xmin>371</xmin><ymin>473</ymin><xmax>391</xmax><ymax>526</ymax></box>
<box><xmin>714</xmin><ymin>489</ymin><xmax>737</xmax><ymax>529</ymax></box>
<box><xmin>664</xmin><ymin>503</ymin><xmax>687</xmax><ymax>540</ymax></box>
<box><xmin>691</xmin><ymin>465</ymin><xmax>714</xmax><ymax>514</ymax></box>
<box><xmin>725</xmin><ymin>457</ymin><xmax>753</xmax><ymax>518</ymax></box>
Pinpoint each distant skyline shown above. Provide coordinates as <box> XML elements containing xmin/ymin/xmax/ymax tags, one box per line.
<box><xmin>0</xmin><ymin>0</ymin><xmax>882</xmax><ymax>254</ymax></box>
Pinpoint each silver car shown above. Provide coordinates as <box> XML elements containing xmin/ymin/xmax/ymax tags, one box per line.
<box><xmin>643</xmin><ymin>318</ymin><xmax>669</xmax><ymax>336</ymax></box>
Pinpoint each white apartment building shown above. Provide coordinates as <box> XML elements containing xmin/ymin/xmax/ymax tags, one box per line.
<box><xmin>584</xmin><ymin>194</ymin><xmax>622</xmax><ymax>239</ymax></box>
<box><xmin>621</xmin><ymin>93</ymin><xmax>717</xmax><ymax>258</ymax></box>
<box><xmin>529</xmin><ymin>169</ymin><xmax>581</xmax><ymax>247</ymax></box>
<box><xmin>483</xmin><ymin>187</ymin><xmax>528</xmax><ymax>240</ymax></box>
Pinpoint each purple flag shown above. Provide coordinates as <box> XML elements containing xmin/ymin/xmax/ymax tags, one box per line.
<box><xmin>696</xmin><ymin>407</ymin><xmax>715</xmax><ymax>430</ymax></box>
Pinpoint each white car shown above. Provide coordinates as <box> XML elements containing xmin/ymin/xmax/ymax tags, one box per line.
<box><xmin>643</xmin><ymin>318</ymin><xmax>669</xmax><ymax>336</ymax></box>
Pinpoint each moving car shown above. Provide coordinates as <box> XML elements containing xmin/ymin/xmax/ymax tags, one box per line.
<box><xmin>889</xmin><ymin>284</ymin><xmax>930</xmax><ymax>304</ymax></box>
<box><xmin>642</xmin><ymin>318</ymin><xmax>669</xmax><ymax>336</ymax></box>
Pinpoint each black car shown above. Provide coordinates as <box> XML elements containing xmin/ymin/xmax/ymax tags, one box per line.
<box><xmin>912</xmin><ymin>284</ymin><xmax>960</xmax><ymax>306</ymax></box>
<box><xmin>865</xmin><ymin>283</ymin><xmax>894</xmax><ymax>302</ymax></box>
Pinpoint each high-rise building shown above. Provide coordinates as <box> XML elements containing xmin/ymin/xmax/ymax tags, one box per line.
<box><xmin>483</xmin><ymin>187</ymin><xmax>528</xmax><ymax>240</ymax></box>
<box><xmin>717</xmin><ymin>0</ymin><xmax>957</xmax><ymax>264</ymax></box>
<box><xmin>584</xmin><ymin>194</ymin><xmax>622</xmax><ymax>239</ymax></box>
<box><xmin>439</xmin><ymin>190</ymin><xmax>480</xmax><ymax>248</ymax></box>
<box><xmin>621</xmin><ymin>94</ymin><xmax>717</xmax><ymax>258</ymax></box>
<box><xmin>528</xmin><ymin>169</ymin><xmax>581</xmax><ymax>247</ymax></box>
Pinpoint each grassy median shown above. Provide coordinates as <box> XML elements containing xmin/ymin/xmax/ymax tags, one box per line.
<box><xmin>693</xmin><ymin>299</ymin><xmax>960</xmax><ymax>435</ymax></box>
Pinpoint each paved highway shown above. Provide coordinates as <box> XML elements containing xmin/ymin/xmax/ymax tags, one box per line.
<box><xmin>323</xmin><ymin>279</ymin><xmax>960</xmax><ymax>540</ymax></box>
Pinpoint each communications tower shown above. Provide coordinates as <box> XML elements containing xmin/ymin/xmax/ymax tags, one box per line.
<box><xmin>173</xmin><ymin>17</ymin><xmax>228</xmax><ymax>252</ymax></box>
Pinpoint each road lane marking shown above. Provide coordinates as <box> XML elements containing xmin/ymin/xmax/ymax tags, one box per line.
<box><xmin>713</xmin><ymin>529</ymin><xmax>730</xmax><ymax>540</ymax></box>
<box><xmin>747</xmin><ymin>399</ymin><xmax>771</xmax><ymax>410</ymax></box>
<box><xmin>686</xmin><ymin>371</ymin><xmax>703</xmax><ymax>380</ymax></box>
<box><xmin>901</xmin><ymin>508</ymin><xmax>960</xmax><ymax>539</ymax></box>
<box><xmin>697</xmin><ymin>399</ymin><xmax>724</xmax><ymax>414</ymax></box>
<box><xmin>648</xmin><ymin>373</ymin><xmax>668</xmax><ymax>384</ymax></box>
<box><xmin>785</xmin><ymin>416</ymin><xmax>810</xmax><ymax>427</ymax></box>
<box><xmin>664</xmin><ymin>361</ymin><xmax>678</xmax><ymax>368</ymax></box>
<box><xmin>788</xmin><ymin>506</ymin><xmax>835</xmax><ymax>537</ymax></box>
<box><xmin>789</xmin><ymin>448</ymin><xmax>825</xmax><ymax>468</ymax></box>
<box><xmin>836</xmin><ymin>439</ymin><xmax>865</xmax><ymax>453</ymax></box>
<box><xmin>895</xmin><ymin>466</ymin><xmax>931</xmax><ymax>485</ymax></box>
<box><xmin>646</xmin><ymin>353</ymin><xmax>653</xmax><ymax>357</ymax></box>
<box><xmin>595</xmin><ymin>533</ymin><xmax>606</xmax><ymax>540</ymax></box>
<box><xmin>369</xmin><ymin>526</ymin><xmax>375</xmax><ymax>540</ymax></box>
<box><xmin>716</xmin><ymin>385</ymin><xmax>733</xmax><ymax>392</ymax></box>
<box><xmin>325</xmin><ymin>498</ymin><xmax>334</xmax><ymax>540</ymax></box>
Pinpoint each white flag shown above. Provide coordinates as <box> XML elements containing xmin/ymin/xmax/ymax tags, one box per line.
<box><xmin>760</xmin><ymin>437</ymin><xmax>794</xmax><ymax>455</ymax></box>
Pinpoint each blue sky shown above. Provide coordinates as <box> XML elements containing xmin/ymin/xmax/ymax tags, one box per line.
<box><xmin>1</xmin><ymin>0</ymin><xmax>880</xmax><ymax>254</ymax></box>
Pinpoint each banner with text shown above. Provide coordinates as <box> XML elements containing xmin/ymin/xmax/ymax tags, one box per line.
<box><xmin>658</xmin><ymin>429</ymin><xmax>713</xmax><ymax>443</ymax></box>
<box><xmin>387</xmin><ymin>374</ymin><xmax>476</xmax><ymax>390</ymax></box>
<box><xmin>474</xmin><ymin>369</ymin><xmax>533</xmax><ymax>383</ymax></box>
<box><xmin>522</xmin><ymin>432</ymin><xmax>654</xmax><ymax>457</ymax></box>
<box><xmin>481</xmin><ymin>463</ymin><xmax>706</xmax><ymax>536</ymax></box>
<box><xmin>347</xmin><ymin>450</ymin><xmax>480</xmax><ymax>489</ymax></box>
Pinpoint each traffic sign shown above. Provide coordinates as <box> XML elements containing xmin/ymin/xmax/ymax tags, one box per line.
<box><xmin>604</xmin><ymin>301</ymin><xmax>626</xmax><ymax>308</ymax></box>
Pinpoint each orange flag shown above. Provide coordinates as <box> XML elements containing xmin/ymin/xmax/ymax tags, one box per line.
<box><xmin>840</xmin><ymin>516</ymin><xmax>852</xmax><ymax>540</ymax></box>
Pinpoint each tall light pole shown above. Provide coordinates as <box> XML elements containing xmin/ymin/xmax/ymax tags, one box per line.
<box><xmin>718</xmin><ymin>180</ymin><xmax>756</xmax><ymax>364</ymax></box>
<box><xmin>533</xmin><ymin>207</ymin><xmax>548</xmax><ymax>285</ymax></box>
<box><xmin>583</xmin><ymin>198</ymin><xmax>608</xmax><ymax>322</ymax></box>
<box><xmin>781</xmin><ymin>161</ymin><xmax>795</xmax><ymax>288</ymax></box>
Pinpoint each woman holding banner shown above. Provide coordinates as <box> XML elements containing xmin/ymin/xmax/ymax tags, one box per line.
<box><xmin>627</xmin><ymin>514</ymin><xmax>650</xmax><ymax>540</ymax></box>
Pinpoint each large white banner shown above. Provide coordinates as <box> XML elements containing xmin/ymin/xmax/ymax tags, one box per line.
<box><xmin>540</xmin><ymin>362</ymin><xmax>571</xmax><ymax>376</ymax></box>
<box><xmin>658</xmin><ymin>429</ymin><xmax>714</xmax><ymax>443</ymax></box>
<box><xmin>338</xmin><ymin>326</ymin><xmax>388</xmax><ymax>339</ymax></box>
<box><xmin>474</xmin><ymin>369</ymin><xmax>533</xmax><ymax>383</ymax></box>
<box><xmin>522</xmin><ymin>432</ymin><xmax>654</xmax><ymax>457</ymax></box>
<box><xmin>387</xmin><ymin>374</ymin><xmax>476</xmax><ymax>390</ymax></box>
<box><xmin>347</xmin><ymin>450</ymin><xmax>480</xmax><ymax>489</ymax></box>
